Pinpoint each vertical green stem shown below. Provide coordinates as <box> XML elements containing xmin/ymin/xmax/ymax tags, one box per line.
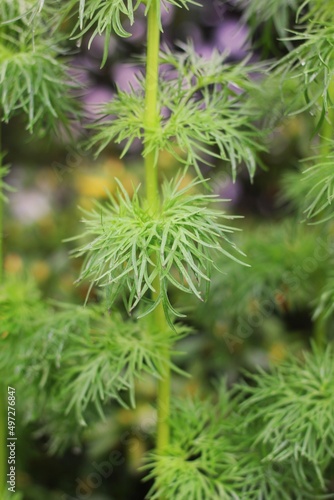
<box><xmin>153</xmin><ymin>300</ymin><xmax>171</xmax><ymax>455</ymax></box>
<box><xmin>144</xmin><ymin>1</ymin><xmax>171</xmax><ymax>457</ymax></box>
<box><xmin>144</xmin><ymin>0</ymin><xmax>160</xmax><ymax>213</ymax></box>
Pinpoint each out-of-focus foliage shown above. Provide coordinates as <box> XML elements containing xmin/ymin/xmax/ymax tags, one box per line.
<box><xmin>200</xmin><ymin>219</ymin><xmax>331</xmax><ymax>323</ymax></box>
<box><xmin>237</xmin><ymin>0</ymin><xmax>299</xmax><ymax>42</ymax></box>
<box><xmin>0</xmin><ymin>2</ymin><xmax>77</xmax><ymax>134</ymax></box>
<box><xmin>0</xmin><ymin>281</ymin><xmax>188</xmax><ymax>449</ymax></box>
<box><xmin>282</xmin><ymin>148</ymin><xmax>334</xmax><ymax>223</ymax></box>
<box><xmin>236</xmin><ymin>343</ymin><xmax>334</xmax><ymax>491</ymax></box>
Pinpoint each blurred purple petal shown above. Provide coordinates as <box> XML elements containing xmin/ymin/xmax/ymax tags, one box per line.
<box><xmin>83</xmin><ymin>86</ymin><xmax>114</xmax><ymax>119</ymax></box>
<box><xmin>112</xmin><ymin>64</ymin><xmax>142</xmax><ymax>92</ymax></box>
<box><xmin>214</xmin><ymin>21</ymin><xmax>249</xmax><ymax>58</ymax></box>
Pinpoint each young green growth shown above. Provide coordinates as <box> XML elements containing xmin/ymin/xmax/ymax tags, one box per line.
<box><xmin>73</xmin><ymin>177</ymin><xmax>245</xmax><ymax>325</ymax></box>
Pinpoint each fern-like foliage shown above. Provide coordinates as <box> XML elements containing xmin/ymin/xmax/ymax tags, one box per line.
<box><xmin>313</xmin><ymin>272</ymin><xmax>334</xmax><ymax>321</ymax></box>
<box><xmin>70</xmin><ymin>0</ymin><xmax>140</xmax><ymax>67</ymax></box>
<box><xmin>153</xmin><ymin>46</ymin><xmax>267</xmax><ymax>179</ymax></box>
<box><xmin>4</xmin><ymin>304</ymin><xmax>93</xmax><ymax>455</ymax></box>
<box><xmin>144</xmin><ymin>391</ymin><xmax>319</xmax><ymax>499</ymax></box>
<box><xmin>0</xmin><ymin>0</ymin><xmax>46</xmax><ymax>23</ymax></box>
<box><xmin>91</xmin><ymin>86</ymin><xmax>145</xmax><ymax>157</ymax></box>
<box><xmin>204</xmin><ymin>219</ymin><xmax>330</xmax><ymax>322</ymax></box>
<box><xmin>301</xmin><ymin>154</ymin><xmax>334</xmax><ymax>222</ymax></box>
<box><xmin>88</xmin><ymin>35</ymin><xmax>268</xmax><ymax>178</ymax></box>
<box><xmin>237</xmin><ymin>0</ymin><xmax>299</xmax><ymax>41</ymax></box>
<box><xmin>54</xmin><ymin>306</ymin><xmax>187</xmax><ymax>425</ymax></box>
<box><xmin>296</xmin><ymin>0</ymin><xmax>334</xmax><ymax>25</ymax></box>
<box><xmin>236</xmin><ymin>343</ymin><xmax>334</xmax><ymax>489</ymax></box>
<box><xmin>0</xmin><ymin>16</ymin><xmax>77</xmax><ymax>133</ymax></box>
<box><xmin>281</xmin><ymin>149</ymin><xmax>334</xmax><ymax>223</ymax></box>
<box><xmin>1</xmin><ymin>285</ymin><xmax>188</xmax><ymax>433</ymax></box>
<box><xmin>0</xmin><ymin>162</ymin><xmax>15</xmax><ymax>202</ymax></box>
<box><xmin>274</xmin><ymin>19</ymin><xmax>334</xmax><ymax>116</ymax></box>
<box><xmin>0</xmin><ymin>275</ymin><xmax>46</xmax><ymax>384</ymax></box>
<box><xmin>90</xmin><ymin>43</ymin><xmax>267</xmax><ymax>179</ymax></box>
<box><xmin>71</xmin><ymin>176</ymin><xmax>245</xmax><ymax>323</ymax></box>
<box><xmin>144</xmin><ymin>396</ymin><xmax>246</xmax><ymax>500</ymax></box>
<box><xmin>70</xmin><ymin>0</ymin><xmax>200</xmax><ymax>66</ymax></box>
<box><xmin>240</xmin><ymin>0</ymin><xmax>334</xmax><ymax>114</ymax></box>
<box><xmin>0</xmin><ymin>275</ymin><xmax>43</xmax><ymax>335</ymax></box>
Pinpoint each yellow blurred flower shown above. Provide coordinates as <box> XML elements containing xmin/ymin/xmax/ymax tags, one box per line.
<box><xmin>30</xmin><ymin>260</ymin><xmax>50</xmax><ymax>283</ymax></box>
<box><xmin>75</xmin><ymin>173</ymin><xmax>116</xmax><ymax>198</ymax></box>
<box><xmin>269</xmin><ymin>342</ymin><xmax>287</xmax><ymax>364</ymax></box>
<box><xmin>74</xmin><ymin>158</ymin><xmax>140</xmax><ymax>199</ymax></box>
<box><xmin>4</xmin><ymin>254</ymin><xmax>23</xmax><ymax>274</ymax></box>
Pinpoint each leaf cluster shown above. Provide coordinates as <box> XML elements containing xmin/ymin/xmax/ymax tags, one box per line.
<box><xmin>281</xmin><ymin>147</ymin><xmax>334</xmax><ymax>223</ymax></box>
<box><xmin>239</xmin><ymin>0</ymin><xmax>334</xmax><ymax>116</ymax></box>
<box><xmin>144</xmin><ymin>389</ymin><xmax>319</xmax><ymax>499</ymax></box>
<box><xmin>0</xmin><ymin>161</ymin><xmax>15</xmax><ymax>202</ymax></box>
<box><xmin>72</xmin><ymin>176</ymin><xmax>244</xmax><ymax>324</ymax></box>
<box><xmin>0</xmin><ymin>274</ymin><xmax>44</xmax><ymax>338</ymax></box>
<box><xmin>236</xmin><ymin>343</ymin><xmax>334</xmax><ymax>489</ymax></box>
<box><xmin>237</xmin><ymin>0</ymin><xmax>299</xmax><ymax>41</ymax></box>
<box><xmin>144</xmin><ymin>396</ymin><xmax>245</xmax><ymax>500</ymax></box>
<box><xmin>69</xmin><ymin>0</ymin><xmax>140</xmax><ymax>67</ymax></box>
<box><xmin>202</xmin><ymin>219</ymin><xmax>330</xmax><ymax>323</ymax></box>
<box><xmin>54</xmin><ymin>306</ymin><xmax>187</xmax><ymax>426</ymax></box>
<box><xmin>0</xmin><ymin>276</ymin><xmax>189</xmax><ymax>448</ymax></box>
<box><xmin>313</xmin><ymin>272</ymin><xmax>334</xmax><ymax>321</ymax></box>
<box><xmin>69</xmin><ymin>0</ymin><xmax>201</xmax><ymax>66</ymax></box>
<box><xmin>300</xmin><ymin>154</ymin><xmax>334</xmax><ymax>222</ymax></box>
<box><xmin>0</xmin><ymin>275</ymin><xmax>47</xmax><ymax>388</ymax></box>
<box><xmin>0</xmin><ymin>0</ymin><xmax>45</xmax><ymax>24</ymax></box>
<box><xmin>0</xmin><ymin>8</ymin><xmax>78</xmax><ymax>133</ymax></box>
<box><xmin>276</xmin><ymin>23</ymin><xmax>334</xmax><ymax>116</ymax></box>
<box><xmin>91</xmin><ymin>43</ymin><xmax>267</xmax><ymax>179</ymax></box>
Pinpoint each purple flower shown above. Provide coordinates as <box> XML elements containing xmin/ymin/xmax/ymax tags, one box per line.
<box><xmin>214</xmin><ymin>20</ymin><xmax>249</xmax><ymax>59</ymax></box>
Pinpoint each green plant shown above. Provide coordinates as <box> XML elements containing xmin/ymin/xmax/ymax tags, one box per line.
<box><xmin>236</xmin><ymin>343</ymin><xmax>334</xmax><ymax>492</ymax></box>
<box><xmin>66</xmin><ymin>0</ymin><xmax>265</xmax><ymax>491</ymax></box>
<box><xmin>2</xmin><ymin>0</ymin><xmax>267</xmax><ymax>495</ymax></box>
<box><xmin>3</xmin><ymin>0</ymin><xmax>334</xmax><ymax>498</ymax></box>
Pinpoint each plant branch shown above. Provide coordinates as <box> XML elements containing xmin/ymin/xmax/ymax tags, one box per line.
<box><xmin>144</xmin><ymin>0</ymin><xmax>171</xmax><ymax>463</ymax></box>
<box><xmin>144</xmin><ymin>0</ymin><xmax>160</xmax><ymax>213</ymax></box>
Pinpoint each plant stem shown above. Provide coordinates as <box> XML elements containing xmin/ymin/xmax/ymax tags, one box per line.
<box><xmin>144</xmin><ymin>0</ymin><xmax>160</xmax><ymax>213</ymax></box>
<box><xmin>154</xmin><ymin>301</ymin><xmax>171</xmax><ymax>454</ymax></box>
<box><xmin>143</xmin><ymin>0</ymin><xmax>171</xmax><ymax>457</ymax></box>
